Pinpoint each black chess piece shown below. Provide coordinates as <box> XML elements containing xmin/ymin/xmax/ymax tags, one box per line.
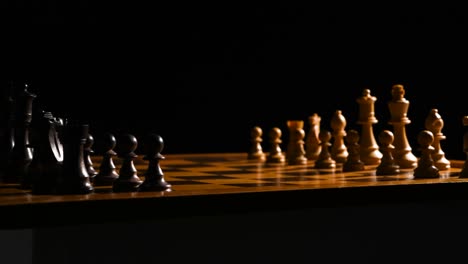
<box><xmin>83</xmin><ymin>133</ymin><xmax>98</xmax><ymax>181</ymax></box>
<box><xmin>413</xmin><ymin>130</ymin><xmax>440</xmax><ymax>179</ymax></box>
<box><xmin>0</xmin><ymin>82</ymin><xmax>16</xmax><ymax>181</ymax></box>
<box><xmin>459</xmin><ymin>116</ymin><xmax>468</xmax><ymax>178</ymax></box>
<box><xmin>112</xmin><ymin>134</ymin><xmax>143</xmax><ymax>192</ymax></box>
<box><xmin>342</xmin><ymin>129</ymin><xmax>365</xmax><ymax>172</ymax></box>
<box><xmin>4</xmin><ymin>83</ymin><xmax>36</xmax><ymax>184</ymax></box>
<box><xmin>314</xmin><ymin>130</ymin><xmax>336</xmax><ymax>169</ymax></box>
<box><xmin>93</xmin><ymin>133</ymin><xmax>119</xmax><ymax>186</ymax></box>
<box><xmin>29</xmin><ymin>111</ymin><xmax>64</xmax><ymax>194</ymax></box>
<box><xmin>375</xmin><ymin>130</ymin><xmax>400</xmax><ymax>176</ymax></box>
<box><xmin>139</xmin><ymin>134</ymin><xmax>171</xmax><ymax>192</ymax></box>
<box><xmin>56</xmin><ymin>121</ymin><xmax>94</xmax><ymax>194</ymax></box>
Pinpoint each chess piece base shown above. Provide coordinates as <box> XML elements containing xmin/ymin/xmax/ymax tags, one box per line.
<box><xmin>112</xmin><ymin>177</ymin><xmax>142</xmax><ymax>192</ymax></box>
<box><xmin>267</xmin><ymin>154</ymin><xmax>285</xmax><ymax>164</ymax></box>
<box><xmin>413</xmin><ymin>166</ymin><xmax>440</xmax><ymax>179</ymax></box>
<box><xmin>434</xmin><ymin>158</ymin><xmax>451</xmax><ymax>170</ymax></box>
<box><xmin>314</xmin><ymin>159</ymin><xmax>336</xmax><ymax>169</ymax></box>
<box><xmin>288</xmin><ymin>157</ymin><xmax>307</xmax><ymax>165</ymax></box>
<box><xmin>395</xmin><ymin>153</ymin><xmax>418</xmax><ymax>169</ymax></box>
<box><xmin>360</xmin><ymin>152</ymin><xmax>382</xmax><ymax>166</ymax></box>
<box><xmin>342</xmin><ymin>161</ymin><xmax>365</xmax><ymax>172</ymax></box>
<box><xmin>248</xmin><ymin>153</ymin><xmax>266</xmax><ymax>161</ymax></box>
<box><xmin>139</xmin><ymin>180</ymin><xmax>171</xmax><ymax>192</ymax></box>
<box><xmin>56</xmin><ymin>182</ymin><xmax>94</xmax><ymax>195</ymax></box>
<box><xmin>93</xmin><ymin>172</ymin><xmax>119</xmax><ymax>186</ymax></box>
<box><xmin>376</xmin><ymin>165</ymin><xmax>400</xmax><ymax>176</ymax></box>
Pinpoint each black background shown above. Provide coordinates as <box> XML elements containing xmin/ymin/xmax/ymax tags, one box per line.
<box><xmin>2</xmin><ymin>3</ymin><xmax>468</xmax><ymax>158</ymax></box>
<box><xmin>2</xmin><ymin>5</ymin><xmax>468</xmax><ymax>264</ymax></box>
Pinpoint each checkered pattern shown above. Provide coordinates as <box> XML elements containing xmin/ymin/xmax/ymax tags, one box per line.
<box><xmin>145</xmin><ymin>153</ymin><xmax>465</xmax><ymax>193</ymax></box>
<box><xmin>0</xmin><ymin>153</ymin><xmax>465</xmax><ymax>204</ymax></box>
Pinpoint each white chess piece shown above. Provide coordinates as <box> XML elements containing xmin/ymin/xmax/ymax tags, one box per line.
<box><xmin>356</xmin><ymin>89</ymin><xmax>382</xmax><ymax>165</ymax></box>
<box><xmin>425</xmin><ymin>109</ymin><xmax>450</xmax><ymax>170</ymax></box>
<box><xmin>387</xmin><ymin>84</ymin><xmax>417</xmax><ymax>169</ymax></box>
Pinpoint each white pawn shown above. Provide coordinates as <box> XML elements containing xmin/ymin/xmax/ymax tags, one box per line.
<box><xmin>248</xmin><ymin>126</ymin><xmax>266</xmax><ymax>161</ymax></box>
<box><xmin>286</xmin><ymin>120</ymin><xmax>307</xmax><ymax>165</ymax></box>
<box><xmin>267</xmin><ymin>127</ymin><xmax>286</xmax><ymax>164</ymax></box>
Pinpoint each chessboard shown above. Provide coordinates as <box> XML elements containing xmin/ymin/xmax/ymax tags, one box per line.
<box><xmin>0</xmin><ymin>152</ymin><xmax>465</xmax><ymax>201</ymax></box>
<box><xmin>141</xmin><ymin>152</ymin><xmax>467</xmax><ymax>193</ymax></box>
<box><xmin>1</xmin><ymin>152</ymin><xmax>468</xmax><ymax>229</ymax></box>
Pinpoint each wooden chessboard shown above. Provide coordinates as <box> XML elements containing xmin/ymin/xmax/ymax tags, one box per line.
<box><xmin>0</xmin><ymin>152</ymin><xmax>467</xmax><ymax>228</ymax></box>
<box><xmin>161</xmin><ymin>153</ymin><xmax>466</xmax><ymax>191</ymax></box>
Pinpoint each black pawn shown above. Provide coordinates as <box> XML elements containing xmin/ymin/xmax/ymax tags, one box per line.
<box><xmin>342</xmin><ymin>130</ymin><xmax>365</xmax><ymax>172</ymax></box>
<box><xmin>112</xmin><ymin>134</ymin><xmax>142</xmax><ymax>192</ymax></box>
<box><xmin>314</xmin><ymin>130</ymin><xmax>336</xmax><ymax>169</ymax></box>
<box><xmin>375</xmin><ymin>130</ymin><xmax>400</xmax><ymax>176</ymax></box>
<box><xmin>139</xmin><ymin>134</ymin><xmax>171</xmax><ymax>192</ymax></box>
<box><xmin>83</xmin><ymin>133</ymin><xmax>98</xmax><ymax>180</ymax></box>
<box><xmin>93</xmin><ymin>133</ymin><xmax>119</xmax><ymax>186</ymax></box>
<box><xmin>56</xmin><ymin>122</ymin><xmax>94</xmax><ymax>194</ymax></box>
<box><xmin>414</xmin><ymin>130</ymin><xmax>440</xmax><ymax>179</ymax></box>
